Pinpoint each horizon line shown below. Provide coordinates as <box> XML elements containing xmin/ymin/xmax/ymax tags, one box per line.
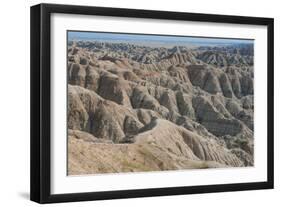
<box><xmin>68</xmin><ymin>31</ymin><xmax>254</xmax><ymax>46</ymax></box>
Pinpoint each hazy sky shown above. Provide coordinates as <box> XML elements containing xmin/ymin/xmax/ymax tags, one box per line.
<box><xmin>68</xmin><ymin>31</ymin><xmax>254</xmax><ymax>46</ymax></box>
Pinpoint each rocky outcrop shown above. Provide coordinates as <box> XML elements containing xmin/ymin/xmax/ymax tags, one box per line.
<box><xmin>219</xmin><ymin>73</ymin><xmax>233</xmax><ymax>98</ymax></box>
<box><xmin>176</xmin><ymin>91</ymin><xmax>195</xmax><ymax>119</ymax></box>
<box><xmin>134</xmin><ymin>119</ymin><xmax>243</xmax><ymax>167</ymax></box>
<box><xmin>192</xmin><ymin>96</ymin><xmax>244</xmax><ymax>136</ymax></box>
<box><xmin>98</xmin><ymin>73</ymin><xmax>132</xmax><ymax>107</ymax></box>
<box><xmin>196</xmin><ymin>48</ymin><xmax>253</xmax><ymax>67</ymax></box>
<box><xmin>67</xmin><ymin>40</ymin><xmax>254</xmax><ymax>175</ymax></box>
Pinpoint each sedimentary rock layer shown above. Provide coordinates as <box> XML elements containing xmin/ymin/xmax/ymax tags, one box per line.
<box><xmin>67</xmin><ymin>41</ymin><xmax>254</xmax><ymax>175</ymax></box>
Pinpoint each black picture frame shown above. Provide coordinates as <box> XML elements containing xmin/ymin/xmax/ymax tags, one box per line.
<box><xmin>30</xmin><ymin>3</ymin><xmax>274</xmax><ymax>204</ymax></box>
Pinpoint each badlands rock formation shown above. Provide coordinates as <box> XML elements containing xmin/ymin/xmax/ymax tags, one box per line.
<box><xmin>67</xmin><ymin>40</ymin><xmax>254</xmax><ymax>175</ymax></box>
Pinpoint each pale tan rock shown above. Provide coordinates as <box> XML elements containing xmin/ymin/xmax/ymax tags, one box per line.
<box><xmin>67</xmin><ymin>43</ymin><xmax>254</xmax><ymax>175</ymax></box>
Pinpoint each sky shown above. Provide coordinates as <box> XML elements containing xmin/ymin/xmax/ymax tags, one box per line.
<box><xmin>68</xmin><ymin>31</ymin><xmax>254</xmax><ymax>47</ymax></box>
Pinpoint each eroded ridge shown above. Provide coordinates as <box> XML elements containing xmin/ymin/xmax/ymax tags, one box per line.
<box><xmin>67</xmin><ymin>39</ymin><xmax>254</xmax><ymax>175</ymax></box>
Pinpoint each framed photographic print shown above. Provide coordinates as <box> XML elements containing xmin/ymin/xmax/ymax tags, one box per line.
<box><xmin>30</xmin><ymin>3</ymin><xmax>274</xmax><ymax>203</ymax></box>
